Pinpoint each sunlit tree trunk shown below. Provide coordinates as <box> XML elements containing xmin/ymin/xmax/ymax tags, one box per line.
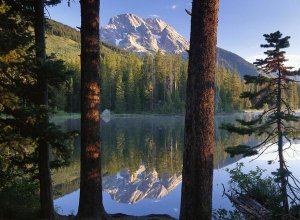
<box><xmin>180</xmin><ymin>0</ymin><xmax>219</xmax><ymax>220</ymax></box>
<box><xmin>34</xmin><ymin>1</ymin><xmax>55</xmax><ymax>219</ymax></box>
<box><xmin>78</xmin><ymin>0</ymin><xmax>108</xmax><ymax>219</ymax></box>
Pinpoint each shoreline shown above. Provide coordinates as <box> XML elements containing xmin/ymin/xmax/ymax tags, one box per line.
<box><xmin>51</xmin><ymin>110</ymin><xmax>277</xmax><ymax>120</ymax></box>
<box><xmin>57</xmin><ymin>213</ymin><xmax>176</xmax><ymax>220</ymax></box>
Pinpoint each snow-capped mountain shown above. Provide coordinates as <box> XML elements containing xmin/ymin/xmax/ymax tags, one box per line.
<box><xmin>102</xmin><ymin>165</ymin><xmax>182</xmax><ymax>204</ymax></box>
<box><xmin>101</xmin><ymin>13</ymin><xmax>258</xmax><ymax>76</ymax></box>
<box><xmin>101</xmin><ymin>13</ymin><xmax>189</xmax><ymax>54</ymax></box>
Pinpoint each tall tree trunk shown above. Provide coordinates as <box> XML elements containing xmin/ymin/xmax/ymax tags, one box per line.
<box><xmin>277</xmin><ymin>69</ymin><xmax>289</xmax><ymax>218</ymax></box>
<box><xmin>78</xmin><ymin>0</ymin><xmax>108</xmax><ymax>219</ymax></box>
<box><xmin>180</xmin><ymin>1</ymin><xmax>219</xmax><ymax>220</ymax></box>
<box><xmin>34</xmin><ymin>0</ymin><xmax>55</xmax><ymax>219</ymax></box>
<box><xmin>34</xmin><ymin>1</ymin><xmax>55</xmax><ymax>219</ymax></box>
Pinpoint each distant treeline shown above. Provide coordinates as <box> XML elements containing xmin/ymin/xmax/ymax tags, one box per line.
<box><xmin>46</xmin><ymin>20</ymin><xmax>300</xmax><ymax>114</ymax></box>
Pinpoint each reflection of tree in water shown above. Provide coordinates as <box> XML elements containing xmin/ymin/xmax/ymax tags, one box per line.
<box><xmin>53</xmin><ymin>115</ymin><xmax>260</xmax><ymax>200</ymax></box>
<box><xmin>101</xmin><ymin>117</ymin><xmax>184</xmax><ymax>177</ymax></box>
<box><xmin>214</xmin><ymin>114</ymin><xmax>261</xmax><ymax>168</ymax></box>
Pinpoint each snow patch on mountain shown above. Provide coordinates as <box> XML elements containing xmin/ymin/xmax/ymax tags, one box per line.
<box><xmin>101</xmin><ymin>13</ymin><xmax>189</xmax><ymax>54</ymax></box>
<box><xmin>100</xmin><ymin>13</ymin><xmax>258</xmax><ymax>76</ymax></box>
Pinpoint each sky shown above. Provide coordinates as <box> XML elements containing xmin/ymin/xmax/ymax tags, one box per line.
<box><xmin>48</xmin><ymin>0</ymin><xmax>300</xmax><ymax>69</ymax></box>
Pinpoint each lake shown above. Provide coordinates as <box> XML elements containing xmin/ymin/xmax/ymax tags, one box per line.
<box><xmin>52</xmin><ymin>114</ymin><xmax>300</xmax><ymax>219</ymax></box>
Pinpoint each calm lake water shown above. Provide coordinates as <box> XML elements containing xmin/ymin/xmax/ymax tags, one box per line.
<box><xmin>53</xmin><ymin>114</ymin><xmax>300</xmax><ymax>219</ymax></box>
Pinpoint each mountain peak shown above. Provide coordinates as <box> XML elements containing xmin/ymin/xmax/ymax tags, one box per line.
<box><xmin>101</xmin><ymin>14</ymin><xmax>189</xmax><ymax>54</ymax></box>
<box><xmin>145</xmin><ymin>17</ymin><xmax>169</xmax><ymax>34</ymax></box>
<box><xmin>108</xmin><ymin>13</ymin><xmax>145</xmax><ymax>29</ymax></box>
<box><xmin>100</xmin><ymin>14</ymin><xmax>257</xmax><ymax>75</ymax></box>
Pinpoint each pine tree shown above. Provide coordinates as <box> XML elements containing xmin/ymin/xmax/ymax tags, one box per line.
<box><xmin>230</xmin><ymin>70</ymin><xmax>243</xmax><ymax>110</ymax></box>
<box><xmin>288</xmin><ymin>82</ymin><xmax>299</xmax><ymax>110</ymax></box>
<box><xmin>221</xmin><ymin>31</ymin><xmax>300</xmax><ymax>218</ymax></box>
<box><xmin>33</xmin><ymin>2</ymin><xmax>56</xmax><ymax>217</ymax></box>
<box><xmin>154</xmin><ymin>50</ymin><xmax>165</xmax><ymax>104</ymax></box>
<box><xmin>115</xmin><ymin>75</ymin><xmax>125</xmax><ymax>113</ymax></box>
<box><xmin>180</xmin><ymin>0</ymin><xmax>219</xmax><ymax>219</ymax></box>
<box><xmin>1</xmin><ymin>1</ymin><xmax>75</xmax><ymax>219</ymax></box>
<box><xmin>78</xmin><ymin>0</ymin><xmax>109</xmax><ymax>219</ymax></box>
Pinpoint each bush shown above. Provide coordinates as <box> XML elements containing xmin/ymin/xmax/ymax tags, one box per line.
<box><xmin>227</xmin><ymin>163</ymin><xmax>282</xmax><ymax>214</ymax></box>
<box><xmin>0</xmin><ymin>179</ymin><xmax>40</xmax><ymax>219</ymax></box>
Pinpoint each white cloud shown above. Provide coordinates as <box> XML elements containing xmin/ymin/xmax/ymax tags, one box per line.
<box><xmin>149</xmin><ymin>14</ymin><xmax>160</xmax><ymax>18</ymax></box>
<box><xmin>246</xmin><ymin>54</ymin><xmax>300</xmax><ymax>70</ymax></box>
<box><xmin>171</xmin><ymin>5</ymin><xmax>177</xmax><ymax>9</ymax></box>
<box><xmin>285</xmin><ymin>54</ymin><xmax>300</xmax><ymax>70</ymax></box>
<box><xmin>246</xmin><ymin>54</ymin><xmax>262</xmax><ymax>63</ymax></box>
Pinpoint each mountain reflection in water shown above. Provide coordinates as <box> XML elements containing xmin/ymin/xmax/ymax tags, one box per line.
<box><xmin>103</xmin><ymin>165</ymin><xmax>182</xmax><ymax>204</ymax></box>
<box><xmin>53</xmin><ymin>114</ymin><xmax>271</xmax><ymax>217</ymax></box>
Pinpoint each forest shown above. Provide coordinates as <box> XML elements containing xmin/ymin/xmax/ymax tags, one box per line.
<box><xmin>46</xmin><ymin>20</ymin><xmax>300</xmax><ymax>114</ymax></box>
<box><xmin>1</xmin><ymin>0</ymin><xmax>300</xmax><ymax>220</ymax></box>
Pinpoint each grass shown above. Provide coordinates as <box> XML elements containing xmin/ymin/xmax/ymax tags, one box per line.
<box><xmin>46</xmin><ymin>34</ymin><xmax>80</xmax><ymax>67</ymax></box>
<box><xmin>52</xmin><ymin>162</ymin><xmax>80</xmax><ymax>187</ymax></box>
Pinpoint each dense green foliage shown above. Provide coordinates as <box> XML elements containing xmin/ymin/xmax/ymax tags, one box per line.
<box><xmin>0</xmin><ymin>2</ymin><xmax>77</xmax><ymax>218</ymax></box>
<box><xmin>216</xmin><ymin>163</ymin><xmax>300</xmax><ymax>220</ymax></box>
<box><xmin>1</xmin><ymin>4</ymin><xmax>300</xmax><ymax>219</ymax></box>
<box><xmin>46</xmin><ymin>20</ymin><xmax>294</xmax><ymax>114</ymax></box>
<box><xmin>214</xmin><ymin>164</ymin><xmax>278</xmax><ymax>220</ymax></box>
<box><xmin>0</xmin><ymin>180</ymin><xmax>40</xmax><ymax>219</ymax></box>
<box><xmin>228</xmin><ymin>164</ymin><xmax>282</xmax><ymax>216</ymax></box>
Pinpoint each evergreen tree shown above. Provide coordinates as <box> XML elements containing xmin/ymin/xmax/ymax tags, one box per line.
<box><xmin>141</xmin><ymin>54</ymin><xmax>154</xmax><ymax>111</ymax></box>
<box><xmin>230</xmin><ymin>70</ymin><xmax>243</xmax><ymax>110</ymax></box>
<box><xmin>115</xmin><ymin>75</ymin><xmax>125</xmax><ymax>113</ymax></box>
<box><xmin>180</xmin><ymin>0</ymin><xmax>219</xmax><ymax>219</ymax></box>
<box><xmin>42</xmin><ymin>19</ymin><xmax>300</xmax><ymax>115</ymax></box>
<box><xmin>288</xmin><ymin>82</ymin><xmax>299</xmax><ymax>110</ymax></box>
<box><xmin>222</xmin><ymin>31</ymin><xmax>300</xmax><ymax>218</ymax></box>
<box><xmin>154</xmin><ymin>50</ymin><xmax>165</xmax><ymax>104</ymax></box>
<box><xmin>33</xmin><ymin>0</ymin><xmax>71</xmax><ymax>219</ymax></box>
<box><xmin>78</xmin><ymin>0</ymin><xmax>109</xmax><ymax>219</ymax></box>
<box><xmin>34</xmin><ymin>1</ymin><xmax>62</xmax><ymax>217</ymax></box>
<box><xmin>0</xmin><ymin>1</ymin><xmax>75</xmax><ymax>218</ymax></box>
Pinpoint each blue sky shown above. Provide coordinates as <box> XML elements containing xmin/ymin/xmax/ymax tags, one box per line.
<box><xmin>48</xmin><ymin>0</ymin><xmax>300</xmax><ymax>68</ymax></box>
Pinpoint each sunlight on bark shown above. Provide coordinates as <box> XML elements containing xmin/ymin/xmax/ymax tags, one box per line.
<box><xmin>86</xmin><ymin>144</ymin><xmax>100</xmax><ymax>159</ymax></box>
<box><xmin>86</xmin><ymin>109</ymin><xmax>100</xmax><ymax>122</ymax></box>
<box><xmin>85</xmin><ymin>82</ymin><xmax>100</xmax><ymax>110</ymax></box>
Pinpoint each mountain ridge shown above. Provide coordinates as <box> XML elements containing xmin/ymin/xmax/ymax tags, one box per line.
<box><xmin>47</xmin><ymin>17</ymin><xmax>257</xmax><ymax>77</ymax></box>
<box><xmin>101</xmin><ymin>13</ymin><xmax>189</xmax><ymax>54</ymax></box>
<box><xmin>101</xmin><ymin>13</ymin><xmax>257</xmax><ymax>76</ymax></box>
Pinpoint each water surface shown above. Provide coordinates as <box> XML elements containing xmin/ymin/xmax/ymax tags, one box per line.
<box><xmin>53</xmin><ymin>114</ymin><xmax>300</xmax><ymax>218</ymax></box>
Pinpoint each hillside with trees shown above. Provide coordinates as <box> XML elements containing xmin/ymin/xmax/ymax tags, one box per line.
<box><xmin>46</xmin><ymin>19</ymin><xmax>298</xmax><ymax>114</ymax></box>
<box><xmin>1</xmin><ymin>1</ymin><xmax>300</xmax><ymax>220</ymax></box>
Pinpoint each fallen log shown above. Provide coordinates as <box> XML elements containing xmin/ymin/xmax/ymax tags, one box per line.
<box><xmin>224</xmin><ymin>192</ymin><xmax>271</xmax><ymax>220</ymax></box>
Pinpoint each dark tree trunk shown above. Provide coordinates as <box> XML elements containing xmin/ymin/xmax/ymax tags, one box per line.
<box><xmin>34</xmin><ymin>0</ymin><xmax>55</xmax><ymax>219</ymax></box>
<box><xmin>277</xmin><ymin>69</ymin><xmax>289</xmax><ymax>218</ymax></box>
<box><xmin>180</xmin><ymin>1</ymin><xmax>219</xmax><ymax>220</ymax></box>
<box><xmin>78</xmin><ymin>0</ymin><xmax>108</xmax><ymax>219</ymax></box>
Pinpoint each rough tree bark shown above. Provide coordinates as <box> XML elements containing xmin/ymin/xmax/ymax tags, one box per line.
<box><xmin>34</xmin><ymin>0</ymin><xmax>55</xmax><ymax>219</ymax></box>
<box><xmin>77</xmin><ymin>0</ymin><xmax>108</xmax><ymax>219</ymax></box>
<box><xmin>180</xmin><ymin>0</ymin><xmax>219</xmax><ymax>220</ymax></box>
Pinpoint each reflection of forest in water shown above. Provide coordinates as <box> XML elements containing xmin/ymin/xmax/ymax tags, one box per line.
<box><xmin>53</xmin><ymin>114</ymin><xmax>260</xmax><ymax>201</ymax></box>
